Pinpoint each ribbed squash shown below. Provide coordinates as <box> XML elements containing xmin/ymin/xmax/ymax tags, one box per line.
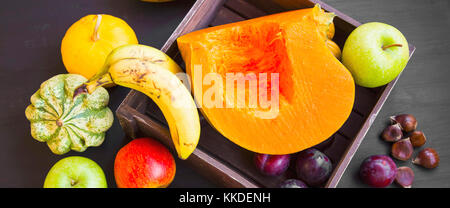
<box><xmin>177</xmin><ymin>5</ymin><xmax>355</xmax><ymax>154</ymax></box>
<box><xmin>25</xmin><ymin>74</ymin><xmax>113</xmax><ymax>154</ymax></box>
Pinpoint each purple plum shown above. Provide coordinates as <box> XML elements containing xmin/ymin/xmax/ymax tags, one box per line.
<box><xmin>254</xmin><ymin>153</ymin><xmax>290</xmax><ymax>176</ymax></box>
<box><xmin>359</xmin><ymin>155</ymin><xmax>397</xmax><ymax>188</ymax></box>
<box><xmin>279</xmin><ymin>179</ymin><xmax>308</xmax><ymax>188</ymax></box>
<box><xmin>295</xmin><ymin>148</ymin><xmax>332</xmax><ymax>187</ymax></box>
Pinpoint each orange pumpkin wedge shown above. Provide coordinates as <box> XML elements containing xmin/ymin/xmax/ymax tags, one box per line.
<box><xmin>177</xmin><ymin>5</ymin><xmax>355</xmax><ymax>154</ymax></box>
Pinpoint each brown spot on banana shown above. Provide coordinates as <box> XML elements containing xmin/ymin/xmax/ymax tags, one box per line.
<box><xmin>142</xmin><ymin>57</ymin><xmax>165</xmax><ymax>63</ymax></box>
<box><xmin>115</xmin><ymin>58</ymin><xmax>166</xmax><ymax>68</ymax></box>
<box><xmin>183</xmin><ymin>142</ymin><xmax>194</xmax><ymax>147</ymax></box>
<box><xmin>96</xmin><ymin>79</ymin><xmax>109</xmax><ymax>86</ymax></box>
<box><xmin>138</xmin><ymin>72</ymin><xmax>148</xmax><ymax>80</ymax></box>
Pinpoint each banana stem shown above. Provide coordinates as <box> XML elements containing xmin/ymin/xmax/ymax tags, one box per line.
<box><xmin>73</xmin><ymin>73</ymin><xmax>114</xmax><ymax>98</ymax></box>
<box><xmin>86</xmin><ymin>73</ymin><xmax>114</xmax><ymax>94</ymax></box>
<box><xmin>91</xmin><ymin>14</ymin><xmax>102</xmax><ymax>42</ymax></box>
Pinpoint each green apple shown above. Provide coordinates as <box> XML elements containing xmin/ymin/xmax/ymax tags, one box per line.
<box><xmin>44</xmin><ymin>156</ymin><xmax>107</xmax><ymax>188</ymax></box>
<box><xmin>342</xmin><ymin>22</ymin><xmax>409</xmax><ymax>88</ymax></box>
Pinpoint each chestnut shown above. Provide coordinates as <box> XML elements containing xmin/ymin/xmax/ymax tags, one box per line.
<box><xmin>382</xmin><ymin>123</ymin><xmax>403</xmax><ymax>142</ymax></box>
<box><xmin>410</xmin><ymin>131</ymin><xmax>427</xmax><ymax>147</ymax></box>
<box><xmin>391</xmin><ymin>138</ymin><xmax>413</xmax><ymax>161</ymax></box>
<box><xmin>413</xmin><ymin>148</ymin><xmax>440</xmax><ymax>169</ymax></box>
<box><xmin>395</xmin><ymin>166</ymin><xmax>414</xmax><ymax>188</ymax></box>
<box><xmin>390</xmin><ymin>114</ymin><xmax>417</xmax><ymax>132</ymax></box>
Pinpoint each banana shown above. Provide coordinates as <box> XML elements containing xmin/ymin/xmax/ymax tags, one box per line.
<box><xmin>98</xmin><ymin>44</ymin><xmax>183</xmax><ymax>77</ymax></box>
<box><xmin>77</xmin><ymin>44</ymin><xmax>200</xmax><ymax>160</ymax></box>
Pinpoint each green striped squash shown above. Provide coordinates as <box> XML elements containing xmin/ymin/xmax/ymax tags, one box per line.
<box><xmin>25</xmin><ymin>74</ymin><xmax>113</xmax><ymax>154</ymax></box>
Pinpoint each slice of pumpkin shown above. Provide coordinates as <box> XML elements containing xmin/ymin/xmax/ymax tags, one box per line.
<box><xmin>177</xmin><ymin>5</ymin><xmax>355</xmax><ymax>154</ymax></box>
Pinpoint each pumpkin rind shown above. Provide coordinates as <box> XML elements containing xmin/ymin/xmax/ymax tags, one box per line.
<box><xmin>25</xmin><ymin>74</ymin><xmax>113</xmax><ymax>154</ymax></box>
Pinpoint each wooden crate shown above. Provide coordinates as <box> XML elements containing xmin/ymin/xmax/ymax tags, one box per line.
<box><xmin>116</xmin><ymin>0</ymin><xmax>415</xmax><ymax>188</ymax></box>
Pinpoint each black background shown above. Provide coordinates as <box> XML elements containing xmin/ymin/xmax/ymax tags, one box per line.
<box><xmin>0</xmin><ymin>0</ymin><xmax>449</xmax><ymax>188</ymax></box>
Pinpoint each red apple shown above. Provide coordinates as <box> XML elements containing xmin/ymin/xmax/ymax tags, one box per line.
<box><xmin>114</xmin><ymin>138</ymin><xmax>176</xmax><ymax>188</ymax></box>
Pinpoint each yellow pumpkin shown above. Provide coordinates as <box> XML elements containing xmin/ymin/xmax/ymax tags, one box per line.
<box><xmin>61</xmin><ymin>14</ymin><xmax>138</xmax><ymax>80</ymax></box>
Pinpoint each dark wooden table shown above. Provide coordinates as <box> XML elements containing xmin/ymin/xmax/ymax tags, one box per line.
<box><xmin>0</xmin><ymin>0</ymin><xmax>448</xmax><ymax>188</ymax></box>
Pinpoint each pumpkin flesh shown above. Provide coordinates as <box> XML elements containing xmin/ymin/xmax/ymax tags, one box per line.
<box><xmin>177</xmin><ymin>6</ymin><xmax>355</xmax><ymax>154</ymax></box>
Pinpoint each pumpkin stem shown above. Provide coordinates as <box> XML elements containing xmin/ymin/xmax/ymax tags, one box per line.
<box><xmin>91</xmin><ymin>14</ymin><xmax>102</xmax><ymax>42</ymax></box>
<box><xmin>382</xmin><ymin>43</ymin><xmax>402</xmax><ymax>50</ymax></box>
<box><xmin>56</xmin><ymin>119</ymin><xmax>63</xmax><ymax>127</ymax></box>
